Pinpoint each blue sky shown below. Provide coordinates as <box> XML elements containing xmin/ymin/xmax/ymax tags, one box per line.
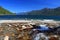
<box><xmin>0</xmin><ymin>0</ymin><xmax>60</xmax><ymax>13</ymax></box>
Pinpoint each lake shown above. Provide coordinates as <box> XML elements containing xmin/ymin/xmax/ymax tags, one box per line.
<box><xmin>0</xmin><ymin>15</ymin><xmax>60</xmax><ymax>20</ymax></box>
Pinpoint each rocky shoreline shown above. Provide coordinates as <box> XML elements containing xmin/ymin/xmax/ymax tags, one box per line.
<box><xmin>0</xmin><ymin>20</ymin><xmax>60</xmax><ymax>40</ymax></box>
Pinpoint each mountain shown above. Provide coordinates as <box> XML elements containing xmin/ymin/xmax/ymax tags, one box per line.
<box><xmin>25</xmin><ymin>7</ymin><xmax>60</xmax><ymax>16</ymax></box>
<box><xmin>0</xmin><ymin>6</ymin><xmax>14</xmax><ymax>15</ymax></box>
<box><xmin>16</xmin><ymin>12</ymin><xmax>27</xmax><ymax>15</ymax></box>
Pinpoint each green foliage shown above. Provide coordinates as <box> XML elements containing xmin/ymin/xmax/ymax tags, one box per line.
<box><xmin>0</xmin><ymin>6</ymin><xmax>14</xmax><ymax>15</ymax></box>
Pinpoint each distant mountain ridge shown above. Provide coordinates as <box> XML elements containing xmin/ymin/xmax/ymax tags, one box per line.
<box><xmin>0</xmin><ymin>6</ymin><xmax>60</xmax><ymax>15</ymax></box>
<box><xmin>0</xmin><ymin>6</ymin><xmax>14</xmax><ymax>15</ymax></box>
<box><xmin>18</xmin><ymin>7</ymin><xmax>60</xmax><ymax>16</ymax></box>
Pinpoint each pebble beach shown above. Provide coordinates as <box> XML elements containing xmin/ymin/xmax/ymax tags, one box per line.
<box><xmin>0</xmin><ymin>20</ymin><xmax>60</xmax><ymax>40</ymax></box>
